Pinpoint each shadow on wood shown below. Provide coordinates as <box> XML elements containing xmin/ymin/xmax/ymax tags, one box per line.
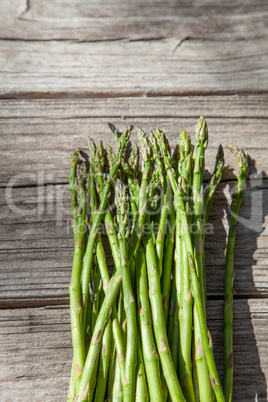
<box><xmin>206</xmin><ymin>155</ymin><xmax>267</xmax><ymax>401</ymax></box>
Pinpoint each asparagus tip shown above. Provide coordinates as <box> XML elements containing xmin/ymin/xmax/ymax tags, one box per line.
<box><xmin>195</xmin><ymin>115</ymin><xmax>208</xmax><ymax>143</ymax></box>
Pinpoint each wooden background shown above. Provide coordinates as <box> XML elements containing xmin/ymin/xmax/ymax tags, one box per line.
<box><xmin>0</xmin><ymin>0</ymin><xmax>267</xmax><ymax>400</ymax></box>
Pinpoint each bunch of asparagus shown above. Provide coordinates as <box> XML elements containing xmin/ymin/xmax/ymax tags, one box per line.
<box><xmin>67</xmin><ymin>117</ymin><xmax>248</xmax><ymax>402</ymax></box>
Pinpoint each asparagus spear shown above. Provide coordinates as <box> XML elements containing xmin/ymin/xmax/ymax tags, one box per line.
<box><xmin>136</xmin><ymin>244</ymin><xmax>163</xmax><ymax>401</ymax></box>
<box><xmin>167</xmin><ymin>272</ymin><xmax>176</xmax><ymax>346</ymax></box>
<box><xmin>116</xmin><ymin>180</ymin><xmax>137</xmax><ymax>401</ymax></box>
<box><xmin>189</xmin><ymin>118</ymin><xmax>214</xmax><ymax>402</ymax></box>
<box><xmin>150</xmin><ymin>132</ymin><xmax>170</xmax><ymax>276</ymax></box>
<box><xmin>155</xmin><ymin>127</ymin><xmax>225</xmax><ymax>402</ymax></box>
<box><xmin>161</xmin><ymin>184</ymin><xmax>176</xmax><ymax>328</ymax></box>
<box><xmin>112</xmin><ymin>313</ymin><xmax>126</xmax><ymax>393</ymax></box>
<box><xmin>113</xmin><ymin>357</ymin><xmax>124</xmax><ymax>401</ymax></box>
<box><xmin>95</xmin><ymin>321</ymin><xmax>112</xmax><ymax>401</ymax></box>
<box><xmin>136</xmin><ymin>334</ymin><xmax>149</xmax><ymax>402</ymax></box>
<box><xmin>177</xmin><ymin>130</ymin><xmax>195</xmax><ymax>402</ymax></box>
<box><xmin>128</xmin><ymin>127</ymin><xmax>151</xmax><ymax>259</ymax></box>
<box><xmin>67</xmin><ymin>151</ymin><xmax>81</xmax><ymax>402</ymax></box>
<box><xmin>204</xmin><ymin>145</ymin><xmax>225</xmax><ymax>226</ymax></box>
<box><xmin>69</xmin><ymin>150</ymin><xmax>80</xmax><ymax>238</ymax></box>
<box><xmin>77</xmin><ymin>271</ymin><xmax>123</xmax><ymax>402</ymax></box>
<box><xmin>224</xmin><ymin>146</ymin><xmax>248</xmax><ymax>402</ymax></box>
<box><xmin>68</xmin><ymin>155</ymin><xmax>88</xmax><ymax>392</ymax></box>
<box><xmin>165</xmin><ymin>144</ymin><xmax>179</xmax><ymax>334</ymax></box>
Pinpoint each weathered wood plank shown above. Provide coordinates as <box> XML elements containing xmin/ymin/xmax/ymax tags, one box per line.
<box><xmin>0</xmin><ymin>36</ymin><xmax>267</xmax><ymax>97</ymax></box>
<box><xmin>1</xmin><ymin>96</ymin><xmax>268</xmax><ymax>187</ymax></box>
<box><xmin>0</xmin><ymin>0</ymin><xmax>267</xmax><ymax>97</ymax></box>
<box><xmin>2</xmin><ymin>0</ymin><xmax>267</xmax><ymax>42</ymax></box>
<box><xmin>0</xmin><ymin>300</ymin><xmax>267</xmax><ymax>401</ymax></box>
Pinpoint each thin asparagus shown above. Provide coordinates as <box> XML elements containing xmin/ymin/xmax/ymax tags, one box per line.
<box><xmin>128</xmin><ymin>127</ymin><xmax>151</xmax><ymax>259</ymax></box>
<box><xmin>177</xmin><ymin>129</ymin><xmax>195</xmax><ymax>402</ymax></box>
<box><xmin>136</xmin><ymin>334</ymin><xmax>149</xmax><ymax>402</ymax></box>
<box><xmin>68</xmin><ymin>155</ymin><xmax>88</xmax><ymax>391</ymax></box>
<box><xmin>116</xmin><ymin>180</ymin><xmax>137</xmax><ymax>401</ymax></box>
<box><xmin>136</xmin><ymin>244</ymin><xmax>163</xmax><ymax>401</ymax></box>
<box><xmin>224</xmin><ymin>146</ymin><xmax>248</xmax><ymax>402</ymax></box>
<box><xmin>95</xmin><ymin>321</ymin><xmax>112</xmax><ymax>401</ymax></box>
<box><xmin>161</xmin><ymin>184</ymin><xmax>176</xmax><ymax>328</ymax></box>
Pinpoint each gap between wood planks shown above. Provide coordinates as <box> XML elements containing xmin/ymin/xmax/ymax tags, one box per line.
<box><xmin>1</xmin><ymin>90</ymin><xmax>268</xmax><ymax>100</ymax></box>
<box><xmin>2</xmin><ymin>294</ymin><xmax>268</xmax><ymax>310</ymax></box>
<box><xmin>2</xmin><ymin>176</ymin><xmax>267</xmax><ymax>190</ymax></box>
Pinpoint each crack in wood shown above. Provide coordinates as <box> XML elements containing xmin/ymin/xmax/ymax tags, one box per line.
<box><xmin>172</xmin><ymin>36</ymin><xmax>191</xmax><ymax>54</ymax></box>
<box><xmin>1</xmin><ymin>89</ymin><xmax>268</xmax><ymax>100</ymax></box>
<box><xmin>18</xmin><ymin>0</ymin><xmax>30</xmax><ymax>21</ymax></box>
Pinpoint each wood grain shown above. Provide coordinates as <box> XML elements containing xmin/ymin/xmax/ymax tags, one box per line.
<box><xmin>0</xmin><ymin>300</ymin><xmax>267</xmax><ymax>401</ymax></box>
<box><xmin>2</xmin><ymin>0</ymin><xmax>268</xmax><ymax>41</ymax></box>
<box><xmin>0</xmin><ymin>0</ymin><xmax>267</xmax><ymax>96</ymax></box>
<box><xmin>1</xmin><ymin>95</ymin><xmax>268</xmax><ymax>187</ymax></box>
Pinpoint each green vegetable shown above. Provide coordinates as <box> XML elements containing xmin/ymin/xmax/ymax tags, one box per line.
<box><xmin>67</xmin><ymin>118</ymin><xmax>246</xmax><ymax>402</ymax></box>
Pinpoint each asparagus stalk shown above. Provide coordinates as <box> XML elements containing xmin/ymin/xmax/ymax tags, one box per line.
<box><xmin>128</xmin><ymin>127</ymin><xmax>151</xmax><ymax>259</ymax></box>
<box><xmin>91</xmin><ymin>259</ymin><xmax>102</xmax><ymax>331</ymax></box>
<box><xmin>68</xmin><ymin>155</ymin><xmax>88</xmax><ymax>392</ymax></box>
<box><xmin>108</xmin><ymin>344</ymin><xmax>116</xmax><ymax>401</ymax></box>
<box><xmin>116</xmin><ymin>180</ymin><xmax>137</xmax><ymax>401</ymax></box>
<box><xmin>69</xmin><ymin>150</ymin><xmax>80</xmax><ymax>238</ymax></box>
<box><xmin>177</xmin><ymin>130</ymin><xmax>195</xmax><ymax>402</ymax></box>
<box><xmin>167</xmin><ymin>272</ymin><xmax>176</xmax><ymax>346</ymax></box>
<box><xmin>67</xmin><ymin>357</ymin><xmax>76</xmax><ymax>402</ymax></box>
<box><xmin>155</xmin><ymin>128</ymin><xmax>225</xmax><ymax>402</ymax></box>
<box><xmin>67</xmin><ymin>151</ymin><xmax>80</xmax><ymax>402</ymax></box>
<box><xmin>77</xmin><ymin>271</ymin><xmax>123</xmax><ymax>402</ymax></box>
<box><xmin>95</xmin><ymin>321</ymin><xmax>112</xmax><ymax>401</ymax></box>
<box><xmin>170</xmin><ymin>219</ymin><xmax>180</xmax><ymax>369</ymax></box>
<box><xmin>161</xmin><ymin>184</ymin><xmax>176</xmax><ymax>328</ymax></box>
<box><xmin>136</xmin><ymin>334</ymin><xmax>149</xmax><ymax>402</ymax></box>
<box><xmin>150</xmin><ymin>132</ymin><xmax>169</xmax><ymax>275</ymax></box>
<box><xmin>136</xmin><ymin>244</ymin><xmax>163</xmax><ymax>401</ymax></box>
<box><xmin>224</xmin><ymin>146</ymin><xmax>248</xmax><ymax>402</ymax></box>
<box><xmin>190</xmin><ymin>118</ymin><xmax>214</xmax><ymax>402</ymax></box>
<box><xmin>113</xmin><ymin>358</ymin><xmax>124</xmax><ymax>401</ymax></box>
<box><xmin>204</xmin><ymin>145</ymin><xmax>225</xmax><ymax>226</ymax></box>
<box><xmin>192</xmin><ymin>117</ymin><xmax>208</xmax><ymax>312</ymax></box>
<box><xmin>143</xmin><ymin>213</ymin><xmax>186</xmax><ymax>401</ymax></box>
<box><xmin>112</xmin><ymin>314</ymin><xmax>126</xmax><ymax>393</ymax></box>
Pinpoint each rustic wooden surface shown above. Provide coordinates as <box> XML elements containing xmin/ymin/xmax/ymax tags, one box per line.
<box><xmin>0</xmin><ymin>0</ymin><xmax>267</xmax><ymax>400</ymax></box>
